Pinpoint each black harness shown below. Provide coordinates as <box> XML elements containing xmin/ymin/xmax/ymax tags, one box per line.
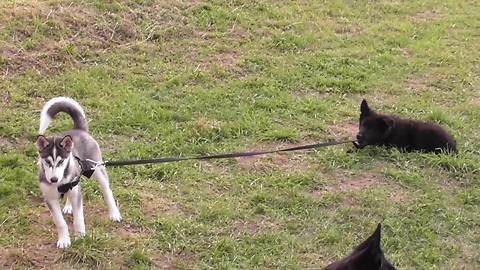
<box><xmin>57</xmin><ymin>176</ymin><xmax>80</xmax><ymax>196</ymax></box>
<box><xmin>56</xmin><ymin>156</ymin><xmax>91</xmax><ymax>197</ymax></box>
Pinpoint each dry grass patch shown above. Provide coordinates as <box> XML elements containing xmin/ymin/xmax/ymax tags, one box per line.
<box><xmin>117</xmin><ymin>223</ymin><xmax>149</xmax><ymax>239</ymax></box>
<box><xmin>411</xmin><ymin>10</ymin><xmax>440</xmax><ymax>23</ymax></box>
<box><xmin>308</xmin><ymin>172</ymin><xmax>386</xmax><ymax>198</ymax></box>
<box><xmin>327</xmin><ymin>122</ymin><xmax>357</xmax><ymax>140</ymax></box>
<box><xmin>388</xmin><ymin>188</ymin><xmax>411</xmax><ymax>203</ymax></box>
<box><xmin>0</xmin><ymin>242</ymin><xmax>64</xmax><ymax>269</ymax></box>
<box><xmin>334</xmin><ymin>23</ymin><xmax>361</xmax><ymax>39</ymax></box>
<box><xmin>233</xmin><ymin>217</ymin><xmax>279</xmax><ymax>235</ymax></box>
<box><xmin>444</xmin><ymin>237</ymin><xmax>480</xmax><ymax>269</ymax></box>
<box><xmin>0</xmin><ymin>1</ymin><xmax>152</xmax><ymax>76</ymax></box>
<box><xmin>235</xmin><ymin>143</ymin><xmax>312</xmax><ymax>172</ymax></box>
<box><xmin>152</xmin><ymin>255</ymin><xmax>178</xmax><ymax>270</ymax></box>
<box><xmin>216</xmin><ymin>50</ymin><xmax>240</xmax><ymax>69</ymax></box>
<box><xmin>140</xmin><ymin>192</ymin><xmax>184</xmax><ymax>217</ymax></box>
<box><xmin>0</xmin><ymin>137</ymin><xmax>13</xmax><ymax>150</ymax></box>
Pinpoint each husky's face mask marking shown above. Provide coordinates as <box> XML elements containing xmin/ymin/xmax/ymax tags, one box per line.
<box><xmin>37</xmin><ymin>135</ymin><xmax>74</xmax><ymax>184</ymax></box>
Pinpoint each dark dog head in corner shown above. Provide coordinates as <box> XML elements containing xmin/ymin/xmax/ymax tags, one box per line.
<box><xmin>355</xmin><ymin>99</ymin><xmax>395</xmax><ymax>148</ymax></box>
<box><xmin>322</xmin><ymin>224</ymin><xmax>396</xmax><ymax>270</ymax></box>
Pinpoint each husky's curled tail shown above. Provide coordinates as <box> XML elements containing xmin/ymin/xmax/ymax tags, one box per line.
<box><xmin>39</xmin><ymin>97</ymin><xmax>88</xmax><ymax>135</ymax></box>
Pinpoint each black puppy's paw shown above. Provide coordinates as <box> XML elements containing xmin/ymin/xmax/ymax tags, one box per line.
<box><xmin>347</xmin><ymin>141</ymin><xmax>362</xmax><ymax>153</ymax></box>
<box><xmin>352</xmin><ymin>141</ymin><xmax>364</xmax><ymax>149</ymax></box>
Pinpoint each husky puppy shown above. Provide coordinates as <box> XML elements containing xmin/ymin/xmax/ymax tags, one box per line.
<box><xmin>354</xmin><ymin>99</ymin><xmax>457</xmax><ymax>153</ymax></box>
<box><xmin>322</xmin><ymin>224</ymin><xmax>396</xmax><ymax>270</ymax></box>
<box><xmin>36</xmin><ymin>97</ymin><xmax>121</xmax><ymax>248</ymax></box>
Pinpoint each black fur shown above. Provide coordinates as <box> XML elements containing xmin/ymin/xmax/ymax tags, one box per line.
<box><xmin>354</xmin><ymin>99</ymin><xmax>457</xmax><ymax>153</ymax></box>
<box><xmin>322</xmin><ymin>224</ymin><xmax>396</xmax><ymax>270</ymax></box>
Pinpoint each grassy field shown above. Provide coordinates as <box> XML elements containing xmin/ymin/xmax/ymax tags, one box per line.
<box><xmin>1</xmin><ymin>0</ymin><xmax>480</xmax><ymax>269</ymax></box>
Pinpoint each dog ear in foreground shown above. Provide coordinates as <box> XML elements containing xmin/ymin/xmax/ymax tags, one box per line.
<box><xmin>322</xmin><ymin>223</ymin><xmax>396</xmax><ymax>270</ymax></box>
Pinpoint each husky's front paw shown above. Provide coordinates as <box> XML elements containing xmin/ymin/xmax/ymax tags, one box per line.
<box><xmin>62</xmin><ymin>204</ymin><xmax>73</xmax><ymax>215</ymax></box>
<box><xmin>109</xmin><ymin>211</ymin><xmax>122</xmax><ymax>222</ymax></box>
<box><xmin>57</xmin><ymin>237</ymin><xmax>71</xmax><ymax>249</ymax></box>
<box><xmin>74</xmin><ymin>227</ymin><xmax>86</xmax><ymax>237</ymax></box>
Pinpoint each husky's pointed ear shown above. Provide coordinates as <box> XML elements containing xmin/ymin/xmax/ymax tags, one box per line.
<box><xmin>36</xmin><ymin>135</ymin><xmax>49</xmax><ymax>151</ymax></box>
<box><xmin>360</xmin><ymin>99</ymin><xmax>371</xmax><ymax>116</ymax></box>
<box><xmin>60</xmin><ymin>135</ymin><xmax>74</xmax><ymax>152</ymax></box>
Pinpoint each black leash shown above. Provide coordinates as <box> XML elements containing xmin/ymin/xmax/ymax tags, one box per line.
<box><xmin>66</xmin><ymin>140</ymin><xmax>353</xmax><ymax>195</ymax></box>
<box><xmin>105</xmin><ymin>140</ymin><xmax>352</xmax><ymax>167</ymax></box>
<box><xmin>80</xmin><ymin>140</ymin><xmax>353</xmax><ymax>177</ymax></box>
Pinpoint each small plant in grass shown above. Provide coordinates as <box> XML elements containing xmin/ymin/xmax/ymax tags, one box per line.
<box><xmin>128</xmin><ymin>249</ymin><xmax>152</xmax><ymax>268</ymax></box>
<box><xmin>60</xmin><ymin>235</ymin><xmax>108</xmax><ymax>268</ymax></box>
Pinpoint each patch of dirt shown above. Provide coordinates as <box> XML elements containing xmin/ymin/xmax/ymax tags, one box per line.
<box><xmin>399</xmin><ymin>47</ymin><xmax>412</xmax><ymax>58</ymax></box>
<box><xmin>334</xmin><ymin>24</ymin><xmax>361</xmax><ymax>38</ymax></box>
<box><xmin>388</xmin><ymin>189</ymin><xmax>411</xmax><ymax>203</ymax></box>
<box><xmin>0</xmin><ymin>242</ymin><xmax>62</xmax><ymax>269</ymax></box>
<box><xmin>192</xmin><ymin>117</ymin><xmax>222</xmax><ymax>136</ymax></box>
<box><xmin>233</xmin><ymin>218</ymin><xmax>278</xmax><ymax>235</ymax></box>
<box><xmin>117</xmin><ymin>223</ymin><xmax>148</xmax><ymax>239</ymax></box>
<box><xmin>411</xmin><ymin>10</ymin><xmax>440</xmax><ymax>23</ymax></box>
<box><xmin>1</xmin><ymin>91</ymin><xmax>11</xmax><ymax>104</ymax></box>
<box><xmin>182</xmin><ymin>50</ymin><xmax>241</xmax><ymax>73</ymax></box>
<box><xmin>152</xmin><ymin>255</ymin><xmax>177</xmax><ymax>270</ymax></box>
<box><xmin>443</xmin><ymin>237</ymin><xmax>478</xmax><ymax>269</ymax></box>
<box><xmin>437</xmin><ymin>175</ymin><xmax>463</xmax><ymax>191</ymax></box>
<box><xmin>293</xmin><ymin>91</ymin><xmax>332</xmax><ymax>100</ymax></box>
<box><xmin>140</xmin><ymin>192</ymin><xmax>183</xmax><ymax>217</ymax></box>
<box><xmin>327</xmin><ymin>122</ymin><xmax>357</xmax><ymax>140</ymax></box>
<box><xmin>0</xmin><ymin>137</ymin><xmax>13</xmax><ymax>149</ymax></box>
<box><xmin>406</xmin><ymin>75</ymin><xmax>434</xmax><ymax>92</ymax></box>
<box><xmin>308</xmin><ymin>173</ymin><xmax>385</xmax><ymax>198</ymax></box>
<box><xmin>405</xmin><ymin>73</ymin><xmax>457</xmax><ymax>96</ymax></box>
<box><xmin>234</xmin><ymin>143</ymin><xmax>311</xmax><ymax>172</ymax></box>
<box><xmin>28</xmin><ymin>195</ymin><xmax>45</xmax><ymax>206</ymax></box>
<box><xmin>217</xmin><ymin>51</ymin><xmax>240</xmax><ymax>69</ymax></box>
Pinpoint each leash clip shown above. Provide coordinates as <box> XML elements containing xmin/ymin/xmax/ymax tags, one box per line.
<box><xmin>84</xmin><ymin>159</ymin><xmax>106</xmax><ymax>170</ymax></box>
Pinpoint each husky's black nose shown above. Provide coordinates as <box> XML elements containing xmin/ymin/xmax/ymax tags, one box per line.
<box><xmin>50</xmin><ymin>177</ymin><xmax>58</xmax><ymax>183</ymax></box>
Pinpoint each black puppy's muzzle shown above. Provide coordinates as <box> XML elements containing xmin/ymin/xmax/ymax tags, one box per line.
<box><xmin>356</xmin><ymin>133</ymin><xmax>364</xmax><ymax>142</ymax></box>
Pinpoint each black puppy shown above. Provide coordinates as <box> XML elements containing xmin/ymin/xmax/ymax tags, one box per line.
<box><xmin>322</xmin><ymin>224</ymin><xmax>396</xmax><ymax>270</ymax></box>
<box><xmin>354</xmin><ymin>99</ymin><xmax>457</xmax><ymax>153</ymax></box>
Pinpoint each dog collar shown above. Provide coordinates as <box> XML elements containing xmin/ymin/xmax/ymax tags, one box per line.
<box><xmin>57</xmin><ymin>176</ymin><xmax>81</xmax><ymax>195</ymax></box>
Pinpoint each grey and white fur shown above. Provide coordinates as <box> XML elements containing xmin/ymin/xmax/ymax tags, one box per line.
<box><xmin>36</xmin><ymin>97</ymin><xmax>121</xmax><ymax>248</ymax></box>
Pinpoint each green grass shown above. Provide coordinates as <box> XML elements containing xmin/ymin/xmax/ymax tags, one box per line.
<box><xmin>1</xmin><ymin>0</ymin><xmax>480</xmax><ymax>269</ymax></box>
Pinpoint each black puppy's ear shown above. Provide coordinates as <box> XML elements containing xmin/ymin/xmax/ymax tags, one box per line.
<box><xmin>36</xmin><ymin>135</ymin><xmax>49</xmax><ymax>151</ymax></box>
<box><xmin>365</xmin><ymin>223</ymin><xmax>383</xmax><ymax>266</ymax></box>
<box><xmin>355</xmin><ymin>223</ymin><xmax>382</xmax><ymax>252</ymax></box>
<box><xmin>371</xmin><ymin>223</ymin><xmax>382</xmax><ymax>248</ymax></box>
<box><xmin>60</xmin><ymin>135</ymin><xmax>74</xmax><ymax>152</ymax></box>
<box><xmin>360</xmin><ymin>99</ymin><xmax>371</xmax><ymax>116</ymax></box>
